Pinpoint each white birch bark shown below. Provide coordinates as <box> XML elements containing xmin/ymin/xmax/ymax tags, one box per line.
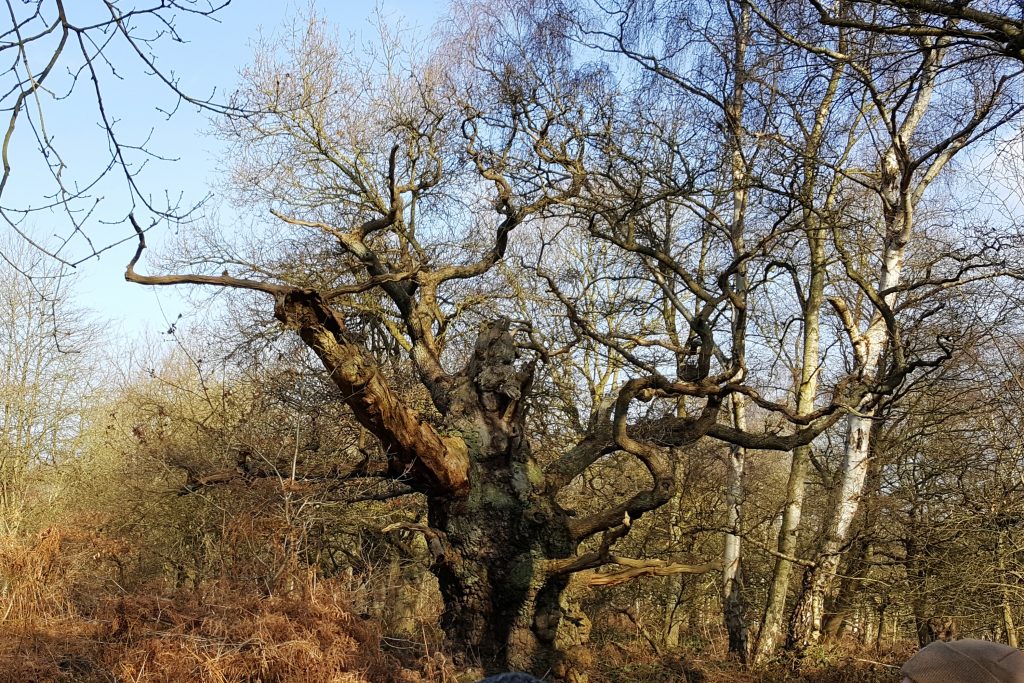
<box><xmin>788</xmin><ymin>34</ymin><xmax>954</xmax><ymax>650</ymax></box>
<box><xmin>721</xmin><ymin>1</ymin><xmax>751</xmax><ymax>660</ymax></box>
<box><xmin>752</xmin><ymin>40</ymin><xmax>846</xmax><ymax>664</ymax></box>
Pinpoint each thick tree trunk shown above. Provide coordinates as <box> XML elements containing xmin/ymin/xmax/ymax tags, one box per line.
<box><xmin>429</xmin><ymin>502</ymin><xmax>590</xmax><ymax>678</ymax></box>
<box><xmin>271</xmin><ymin>295</ymin><xmax>590</xmax><ymax>678</ymax></box>
<box><xmin>425</xmin><ymin>320</ymin><xmax>590</xmax><ymax>680</ymax></box>
<box><xmin>427</xmin><ymin>469</ymin><xmax>585</xmax><ymax>677</ymax></box>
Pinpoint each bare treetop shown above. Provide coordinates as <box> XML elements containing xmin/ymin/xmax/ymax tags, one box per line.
<box><xmin>808</xmin><ymin>0</ymin><xmax>1024</xmax><ymax>62</ymax></box>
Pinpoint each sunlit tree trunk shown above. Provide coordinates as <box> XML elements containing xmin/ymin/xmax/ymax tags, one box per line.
<box><xmin>788</xmin><ymin>33</ymin><xmax>956</xmax><ymax>649</ymax></box>
<box><xmin>751</xmin><ymin>50</ymin><xmax>843</xmax><ymax>665</ymax></box>
<box><xmin>722</xmin><ymin>397</ymin><xmax>748</xmax><ymax>661</ymax></box>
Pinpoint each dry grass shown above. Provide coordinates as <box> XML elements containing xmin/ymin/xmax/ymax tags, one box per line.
<box><xmin>103</xmin><ymin>587</ymin><xmax>422</xmax><ymax>683</ymax></box>
<box><xmin>1</xmin><ymin>527</ymin><xmax>915</xmax><ymax>683</ymax></box>
<box><xmin>0</xmin><ymin>527</ymin><xmax>435</xmax><ymax>683</ymax></box>
<box><xmin>588</xmin><ymin>634</ymin><xmax>909</xmax><ymax>683</ymax></box>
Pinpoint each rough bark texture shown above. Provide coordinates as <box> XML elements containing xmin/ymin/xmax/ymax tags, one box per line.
<box><xmin>424</xmin><ymin>320</ymin><xmax>589</xmax><ymax>679</ymax></box>
<box><xmin>273</xmin><ymin>289</ymin><xmax>471</xmax><ymax>497</ymax></box>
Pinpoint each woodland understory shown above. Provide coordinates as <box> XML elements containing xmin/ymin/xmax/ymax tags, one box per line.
<box><xmin>3</xmin><ymin>0</ymin><xmax>1024</xmax><ymax>681</ymax></box>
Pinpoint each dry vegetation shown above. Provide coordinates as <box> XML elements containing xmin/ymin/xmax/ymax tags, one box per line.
<box><xmin>0</xmin><ymin>526</ymin><xmax>448</xmax><ymax>683</ymax></box>
<box><xmin>0</xmin><ymin>523</ymin><xmax>911</xmax><ymax>682</ymax></box>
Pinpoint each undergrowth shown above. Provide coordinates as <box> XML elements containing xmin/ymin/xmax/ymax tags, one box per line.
<box><xmin>588</xmin><ymin>638</ymin><xmax>908</xmax><ymax>683</ymax></box>
<box><xmin>1</xmin><ymin>527</ymin><xmax>913</xmax><ymax>682</ymax></box>
<box><xmin>0</xmin><ymin>527</ymin><xmax>446</xmax><ymax>683</ymax></box>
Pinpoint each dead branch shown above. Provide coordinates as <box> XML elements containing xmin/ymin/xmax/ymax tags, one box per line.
<box><xmin>579</xmin><ymin>557</ymin><xmax>724</xmax><ymax>587</ymax></box>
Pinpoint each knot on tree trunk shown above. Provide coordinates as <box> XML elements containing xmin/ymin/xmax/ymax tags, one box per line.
<box><xmin>466</xmin><ymin>318</ymin><xmax>534</xmax><ymax>439</ymax></box>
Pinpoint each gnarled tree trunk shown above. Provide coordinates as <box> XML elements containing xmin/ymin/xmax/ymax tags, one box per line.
<box><xmin>425</xmin><ymin>319</ymin><xmax>589</xmax><ymax>675</ymax></box>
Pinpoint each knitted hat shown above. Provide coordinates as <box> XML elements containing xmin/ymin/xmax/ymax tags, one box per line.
<box><xmin>902</xmin><ymin>639</ymin><xmax>1024</xmax><ymax>683</ymax></box>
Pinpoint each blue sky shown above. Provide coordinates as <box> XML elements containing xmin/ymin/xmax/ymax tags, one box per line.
<box><xmin>11</xmin><ymin>1</ymin><xmax>448</xmax><ymax>342</ymax></box>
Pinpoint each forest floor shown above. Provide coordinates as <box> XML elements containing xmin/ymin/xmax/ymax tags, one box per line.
<box><xmin>0</xmin><ymin>528</ymin><xmax>910</xmax><ymax>683</ymax></box>
<box><xmin>0</xmin><ymin>597</ymin><xmax>911</xmax><ymax>682</ymax></box>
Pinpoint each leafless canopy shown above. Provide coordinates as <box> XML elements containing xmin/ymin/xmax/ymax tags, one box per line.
<box><xmin>809</xmin><ymin>0</ymin><xmax>1024</xmax><ymax>62</ymax></box>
